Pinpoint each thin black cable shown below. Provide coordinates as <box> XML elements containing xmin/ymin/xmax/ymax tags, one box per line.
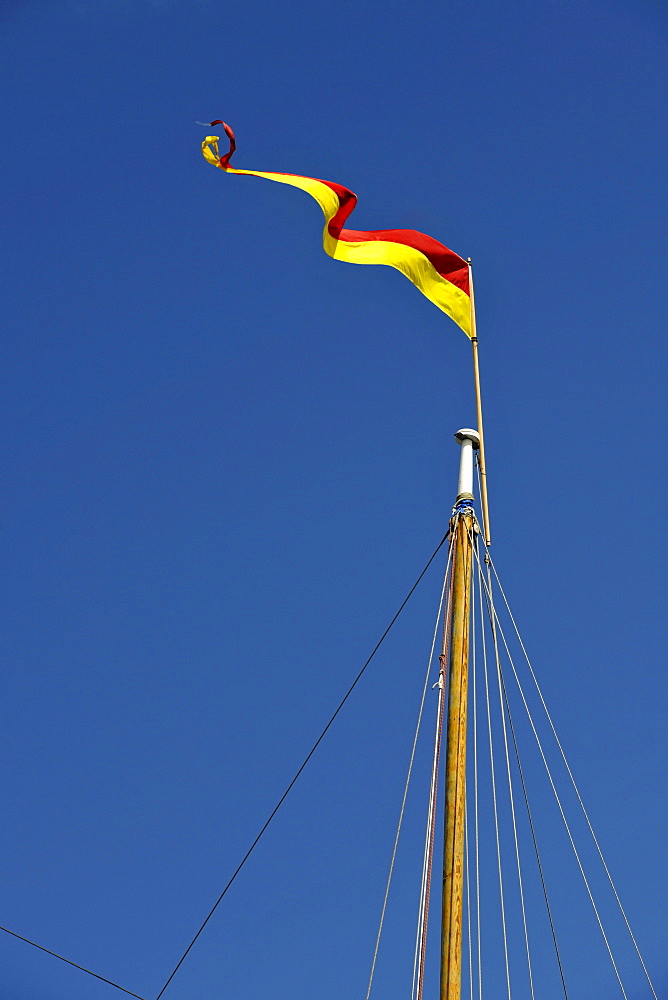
<box><xmin>0</xmin><ymin>923</ymin><xmax>146</xmax><ymax>999</ymax></box>
<box><xmin>475</xmin><ymin>534</ymin><xmax>569</xmax><ymax>1000</ymax></box>
<box><xmin>155</xmin><ymin>530</ymin><xmax>450</xmax><ymax>1000</ymax></box>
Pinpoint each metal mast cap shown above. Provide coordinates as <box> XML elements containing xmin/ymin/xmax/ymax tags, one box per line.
<box><xmin>454</xmin><ymin>428</ymin><xmax>480</xmax><ymax>449</ymax></box>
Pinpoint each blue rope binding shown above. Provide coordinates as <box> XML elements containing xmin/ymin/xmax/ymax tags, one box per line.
<box><xmin>451</xmin><ymin>496</ymin><xmax>476</xmax><ymax>517</ymax></box>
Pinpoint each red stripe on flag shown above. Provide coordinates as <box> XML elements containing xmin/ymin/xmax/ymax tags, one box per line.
<box><xmin>213</xmin><ymin>123</ymin><xmax>469</xmax><ymax>296</ymax></box>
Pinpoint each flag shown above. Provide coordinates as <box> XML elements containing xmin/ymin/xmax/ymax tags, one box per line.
<box><xmin>202</xmin><ymin>122</ymin><xmax>471</xmax><ymax>337</ymax></box>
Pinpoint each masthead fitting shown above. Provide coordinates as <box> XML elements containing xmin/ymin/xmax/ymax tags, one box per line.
<box><xmin>454</xmin><ymin>428</ymin><xmax>480</xmax><ymax>501</ymax></box>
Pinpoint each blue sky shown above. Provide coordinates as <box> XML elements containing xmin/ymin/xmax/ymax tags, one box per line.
<box><xmin>1</xmin><ymin>1</ymin><xmax>667</xmax><ymax>999</ymax></box>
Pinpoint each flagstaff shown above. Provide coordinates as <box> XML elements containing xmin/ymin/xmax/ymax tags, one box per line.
<box><xmin>440</xmin><ymin>429</ymin><xmax>478</xmax><ymax>1000</ymax></box>
<box><xmin>468</xmin><ymin>261</ymin><xmax>491</xmax><ymax>546</ymax></box>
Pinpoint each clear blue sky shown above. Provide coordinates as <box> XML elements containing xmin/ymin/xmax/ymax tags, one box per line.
<box><xmin>1</xmin><ymin>2</ymin><xmax>666</xmax><ymax>999</ymax></box>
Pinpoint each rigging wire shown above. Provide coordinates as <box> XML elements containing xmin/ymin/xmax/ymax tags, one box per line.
<box><xmin>154</xmin><ymin>530</ymin><xmax>451</xmax><ymax>1000</ymax></box>
<box><xmin>413</xmin><ymin>667</ymin><xmax>446</xmax><ymax>1000</ymax></box>
<box><xmin>477</xmin><ymin>546</ymin><xmax>513</xmax><ymax>1000</ymax></box>
<box><xmin>471</xmin><ymin>541</ymin><xmax>629</xmax><ymax>1000</ymax></box>
<box><xmin>465</xmin><ymin>562</ymin><xmax>476</xmax><ymax>1000</ymax></box>
<box><xmin>366</xmin><ymin>532</ymin><xmax>454</xmax><ymax>1000</ymax></box>
<box><xmin>411</xmin><ymin>536</ymin><xmax>453</xmax><ymax>1000</ymax></box>
<box><xmin>487</xmin><ymin>555</ymin><xmax>659</xmax><ymax>1000</ymax></box>
<box><xmin>473</xmin><ymin>462</ymin><xmax>569</xmax><ymax>1000</ymax></box>
<box><xmin>0</xmin><ymin>533</ymin><xmax>450</xmax><ymax>1000</ymax></box>
<box><xmin>0</xmin><ymin>923</ymin><xmax>146</xmax><ymax>1000</ymax></box>
<box><xmin>498</xmin><ymin>660</ymin><xmax>570</xmax><ymax>1000</ymax></box>
<box><xmin>471</xmin><ymin>546</ymin><xmax>483</xmax><ymax>1000</ymax></box>
<box><xmin>465</xmin><ymin>812</ymin><xmax>474</xmax><ymax>1000</ymax></box>
<box><xmin>477</xmin><ymin>534</ymin><xmax>535</xmax><ymax>1000</ymax></box>
<box><xmin>413</xmin><ymin>518</ymin><xmax>459</xmax><ymax>1000</ymax></box>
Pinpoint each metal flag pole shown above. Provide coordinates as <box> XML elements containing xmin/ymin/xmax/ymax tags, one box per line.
<box><xmin>439</xmin><ymin>429</ymin><xmax>479</xmax><ymax>1000</ymax></box>
<box><xmin>467</xmin><ymin>260</ymin><xmax>491</xmax><ymax>546</ymax></box>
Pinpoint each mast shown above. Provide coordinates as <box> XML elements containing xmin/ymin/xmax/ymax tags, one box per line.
<box><xmin>440</xmin><ymin>428</ymin><xmax>479</xmax><ymax>1000</ymax></box>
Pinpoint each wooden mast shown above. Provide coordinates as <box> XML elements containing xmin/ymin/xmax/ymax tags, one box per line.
<box><xmin>439</xmin><ymin>429</ymin><xmax>478</xmax><ymax>1000</ymax></box>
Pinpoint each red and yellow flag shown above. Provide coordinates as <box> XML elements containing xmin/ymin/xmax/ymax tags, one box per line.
<box><xmin>202</xmin><ymin>122</ymin><xmax>472</xmax><ymax>337</ymax></box>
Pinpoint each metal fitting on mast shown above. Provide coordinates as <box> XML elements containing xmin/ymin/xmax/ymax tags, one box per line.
<box><xmin>454</xmin><ymin>428</ymin><xmax>480</xmax><ymax>502</ymax></box>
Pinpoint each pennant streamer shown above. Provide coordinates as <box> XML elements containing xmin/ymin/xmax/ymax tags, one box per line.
<box><xmin>202</xmin><ymin>123</ymin><xmax>471</xmax><ymax>336</ymax></box>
